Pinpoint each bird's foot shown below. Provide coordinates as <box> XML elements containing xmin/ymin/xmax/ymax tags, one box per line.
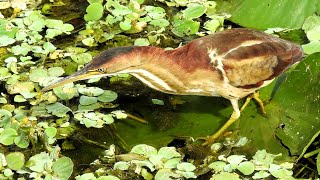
<box><xmin>202</xmin><ymin>134</ymin><xmax>220</xmax><ymax>146</ymax></box>
<box><xmin>251</xmin><ymin>92</ymin><xmax>267</xmax><ymax>115</ymax></box>
<box><xmin>241</xmin><ymin>91</ymin><xmax>267</xmax><ymax>115</ymax></box>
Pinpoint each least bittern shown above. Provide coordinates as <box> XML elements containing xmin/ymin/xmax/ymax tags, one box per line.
<box><xmin>43</xmin><ymin>28</ymin><xmax>303</xmax><ymax>145</ymax></box>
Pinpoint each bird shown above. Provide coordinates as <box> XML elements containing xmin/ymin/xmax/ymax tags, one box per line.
<box><xmin>42</xmin><ymin>28</ymin><xmax>304</xmax><ymax>146</ymax></box>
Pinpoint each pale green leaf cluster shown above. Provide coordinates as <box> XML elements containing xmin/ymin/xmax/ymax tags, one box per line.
<box><xmin>0</xmin><ymin>146</ymin><xmax>73</xmax><ymax>179</ymax></box>
<box><xmin>208</xmin><ymin>149</ymin><xmax>295</xmax><ymax>179</ymax></box>
<box><xmin>78</xmin><ymin>0</ymin><xmax>228</xmax><ymax>47</ymax></box>
<box><xmin>84</xmin><ymin>144</ymin><xmax>197</xmax><ymax>179</ymax></box>
<box><xmin>302</xmin><ymin>14</ymin><xmax>320</xmax><ymax>54</ymax></box>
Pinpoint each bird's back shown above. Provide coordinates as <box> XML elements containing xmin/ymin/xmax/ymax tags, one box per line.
<box><xmin>189</xmin><ymin>28</ymin><xmax>303</xmax><ymax>89</ymax></box>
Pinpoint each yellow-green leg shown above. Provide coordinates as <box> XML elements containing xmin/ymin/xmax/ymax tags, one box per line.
<box><xmin>203</xmin><ymin>92</ymin><xmax>267</xmax><ymax>146</ymax></box>
<box><xmin>240</xmin><ymin>91</ymin><xmax>266</xmax><ymax>115</ymax></box>
<box><xmin>203</xmin><ymin>99</ymin><xmax>240</xmax><ymax>146</ymax></box>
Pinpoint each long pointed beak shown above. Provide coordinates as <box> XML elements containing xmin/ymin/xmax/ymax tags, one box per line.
<box><xmin>42</xmin><ymin>69</ymin><xmax>105</xmax><ymax>92</ymax></box>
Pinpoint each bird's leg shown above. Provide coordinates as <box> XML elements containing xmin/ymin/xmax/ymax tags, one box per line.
<box><xmin>251</xmin><ymin>91</ymin><xmax>267</xmax><ymax>115</ymax></box>
<box><xmin>240</xmin><ymin>91</ymin><xmax>266</xmax><ymax>115</ymax></box>
<box><xmin>203</xmin><ymin>99</ymin><xmax>241</xmax><ymax>146</ymax></box>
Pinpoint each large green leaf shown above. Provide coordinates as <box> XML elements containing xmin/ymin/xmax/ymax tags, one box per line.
<box><xmin>272</xmin><ymin>53</ymin><xmax>320</xmax><ymax>155</ymax></box>
<box><xmin>217</xmin><ymin>0</ymin><xmax>318</xmax><ymax>29</ymax></box>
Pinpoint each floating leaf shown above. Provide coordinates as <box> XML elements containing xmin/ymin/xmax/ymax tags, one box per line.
<box><xmin>46</xmin><ymin>102</ymin><xmax>72</xmax><ymax>117</ymax></box>
<box><xmin>48</xmin><ymin>67</ymin><xmax>65</xmax><ymax>77</ymax></box>
<box><xmin>79</xmin><ymin>96</ymin><xmax>98</xmax><ymax>105</ymax></box>
<box><xmin>14</xmin><ymin>133</ymin><xmax>29</xmax><ymax>148</ymax></box>
<box><xmin>172</xmin><ymin>19</ymin><xmax>200</xmax><ymax>37</ymax></box>
<box><xmin>0</xmin><ymin>36</ymin><xmax>16</xmax><ymax>47</ymax></box>
<box><xmin>252</xmin><ymin>171</ymin><xmax>270</xmax><ymax>179</ymax></box>
<box><xmin>27</xmin><ymin>152</ymin><xmax>52</xmax><ymax>172</ymax></box>
<box><xmin>6</xmin><ymin>152</ymin><xmax>25</xmax><ymax>170</ymax></box>
<box><xmin>134</xmin><ymin>38</ymin><xmax>150</xmax><ymax>46</ymax></box>
<box><xmin>52</xmin><ymin>157</ymin><xmax>74</xmax><ymax>180</ymax></box>
<box><xmin>114</xmin><ymin>161</ymin><xmax>130</xmax><ymax>170</ymax></box>
<box><xmin>97</xmin><ymin>90</ymin><xmax>118</xmax><ymax>102</ymax></box>
<box><xmin>177</xmin><ymin>162</ymin><xmax>196</xmax><ymax>172</ymax></box>
<box><xmin>119</xmin><ymin>19</ymin><xmax>132</xmax><ymax>31</ymax></box>
<box><xmin>210</xmin><ymin>172</ymin><xmax>240</xmax><ymax>180</ymax></box>
<box><xmin>45</xmin><ymin>29</ymin><xmax>63</xmax><ymax>39</ymax></box>
<box><xmin>223</xmin><ymin>0</ymin><xmax>318</xmax><ymax>29</ymax></box>
<box><xmin>164</xmin><ymin>158</ymin><xmax>181</xmax><ymax>169</ymax></box>
<box><xmin>45</xmin><ymin>127</ymin><xmax>57</xmax><ymax>138</ymax></box>
<box><xmin>0</xmin><ymin>128</ymin><xmax>18</xmax><ymax>145</ymax></box>
<box><xmin>84</xmin><ymin>3</ymin><xmax>104</xmax><ymax>21</ymax></box>
<box><xmin>103</xmin><ymin>114</ymin><xmax>114</xmax><ymax>124</ymax></box>
<box><xmin>237</xmin><ymin>161</ymin><xmax>255</xmax><ymax>175</ymax></box>
<box><xmin>14</xmin><ymin>95</ymin><xmax>27</xmax><ymax>102</ymax></box>
<box><xmin>183</xmin><ymin>4</ymin><xmax>206</xmax><ymax>19</ymax></box>
<box><xmin>131</xmin><ymin>144</ymin><xmax>157</xmax><ymax>157</ymax></box>
<box><xmin>209</xmin><ymin>161</ymin><xmax>226</xmax><ymax>173</ymax></box>
<box><xmin>71</xmin><ymin>53</ymin><xmax>92</xmax><ymax>65</ymax></box>
<box><xmin>29</xmin><ymin>68</ymin><xmax>49</xmax><ymax>82</ymax></box>
<box><xmin>158</xmin><ymin>147</ymin><xmax>181</xmax><ymax>159</ymax></box>
<box><xmin>53</xmin><ymin>83</ymin><xmax>77</xmax><ymax>101</ymax></box>
<box><xmin>154</xmin><ymin>169</ymin><xmax>180</xmax><ymax>180</ymax></box>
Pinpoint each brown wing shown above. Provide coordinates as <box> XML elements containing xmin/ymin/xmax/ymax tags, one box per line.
<box><xmin>222</xmin><ymin>40</ymin><xmax>303</xmax><ymax>88</ymax></box>
<box><xmin>194</xmin><ymin>28</ymin><xmax>303</xmax><ymax>88</ymax></box>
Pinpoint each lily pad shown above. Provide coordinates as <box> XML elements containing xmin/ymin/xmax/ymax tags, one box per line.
<box><xmin>218</xmin><ymin>0</ymin><xmax>318</xmax><ymax>29</ymax></box>
<box><xmin>273</xmin><ymin>53</ymin><xmax>320</xmax><ymax>155</ymax></box>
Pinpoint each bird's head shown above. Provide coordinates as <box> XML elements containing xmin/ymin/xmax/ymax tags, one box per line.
<box><xmin>42</xmin><ymin>46</ymin><xmax>152</xmax><ymax>91</ymax></box>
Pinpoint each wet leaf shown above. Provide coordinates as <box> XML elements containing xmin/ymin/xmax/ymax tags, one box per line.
<box><xmin>14</xmin><ymin>133</ymin><xmax>29</xmax><ymax>148</ymax></box>
<box><xmin>183</xmin><ymin>4</ymin><xmax>206</xmax><ymax>19</ymax></box>
<box><xmin>52</xmin><ymin>157</ymin><xmax>74</xmax><ymax>180</ymax></box>
<box><xmin>53</xmin><ymin>83</ymin><xmax>77</xmax><ymax>100</ymax></box>
<box><xmin>210</xmin><ymin>172</ymin><xmax>240</xmax><ymax>180</ymax></box>
<box><xmin>302</xmin><ymin>41</ymin><xmax>320</xmax><ymax>54</ymax></box>
<box><xmin>237</xmin><ymin>161</ymin><xmax>255</xmax><ymax>175</ymax></box>
<box><xmin>158</xmin><ymin>147</ymin><xmax>181</xmax><ymax>159</ymax></box>
<box><xmin>14</xmin><ymin>95</ymin><xmax>27</xmax><ymax>102</ymax></box>
<box><xmin>48</xmin><ymin>67</ymin><xmax>65</xmax><ymax>77</ymax></box>
<box><xmin>131</xmin><ymin>144</ymin><xmax>157</xmax><ymax>157</ymax></box>
<box><xmin>209</xmin><ymin>161</ymin><xmax>227</xmax><ymax>172</ymax></box>
<box><xmin>0</xmin><ymin>36</ymin><xmax>15</xmax><ymax>47</ymax></box>
<box><xmin>84</xmin><ymin>3</ymin><xmax>104</xmax><ymax>21</ymax></box>
<box><xmin>97</xmin><ymin>90</ymin><xmax>118</xmax><ymax>102</ymax></box>
<box><xmin>29</xmin><ymin>68</ymin><xmax>49</xmax><ymax>82</ymax></box>
<box><xmin>114</xmin><ymin>161</ymin><xmax>129</xmax><ymax>170</ymax></box>
<box><xmin>176</xmin><ymin>162</ymin><xmax>196</xmax><ymax>172</ymax></box>
<box><xmin>27</xmin><ymin>152</ymin><xmax>51</xmax><ymax>172</ymax></box>
<box><xmin>221</xmin><ymin>0</ymin><xmax>318</xmax><ymax>29</ymax></box>
<box><xmin>252</xmin><ymin>171</ymin><xmax>270</xmax><ymax>179</ymax></box>
<box><xmin>273</xmin><ymin>53</ymin><xmax>320</xmax><ymax>155</ymax></box>
<box><xmin>46</xmin><ymin>102</ymin><xmax>72</xmax><ymax>117</ymax></box>
<box><xmin>134</xmin><ymin>38</ymin><xmax>150</xmax><ymax>46</ymax></box>
<box><xmin>6</xmin><ymin>152</ymin><xmax>25</xmax><ymax>170</ymax></box>
<box><xmin>172</xmin><ymin>19</ymin><xmax>200</xmax><ymax>37</ymax></box>
<box><xmin>79</xmin><ymin>96</ymin><xmax>98</xmax><ymax>105</ymax></box>
<box><xmin>45</xmin><ymin>127</ymin><xmax>57</xmax><ymax>138</ymax></box>
<box><xmin>226</xmin><ymin>155</ymin><xmax>246</xmax><ymax>165</ymax></box>
<box><xmin>103</xmin><ymin>114</ymin><xmax>114</xmax><ymax>124</ymax></box>
<box><xmin>164</xmin><ymin>158</ymin><xmax>181</xmax><ymax>169</ymax></box>
<box><xmin>71</xmin><ymin>53</ymin><xmax>92</xmax><ymax>65</ymax></box>
<box><xmin>119</xmin><ymin>19</ymin><xmax>132</xmax><ymax>31</ymax></box>
<box><xmin>154</xmin><ymin>169</ymin><xmax>180</xmax><ymax>180</ymax></box>
<box><xmin>252</xmin><ymin>150</ymin><xmax>281</xmax><ymax>167</ymax></box>
<box><xmin>0</xmin><ymin>128</ymin><xmax>18</xmax><ymax>145</ymax></box>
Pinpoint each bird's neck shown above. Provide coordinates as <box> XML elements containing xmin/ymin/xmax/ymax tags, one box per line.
<box><xmin>120</xmin><ymin>45</ymin><xmax>220</xmax><ymax>95</ymax></box>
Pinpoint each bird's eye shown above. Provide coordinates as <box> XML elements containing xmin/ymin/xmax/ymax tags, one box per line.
<box><xmin>97</xmin><ymin>68</ymin><xmax>106</xmax><ymax>73</ymax></box>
